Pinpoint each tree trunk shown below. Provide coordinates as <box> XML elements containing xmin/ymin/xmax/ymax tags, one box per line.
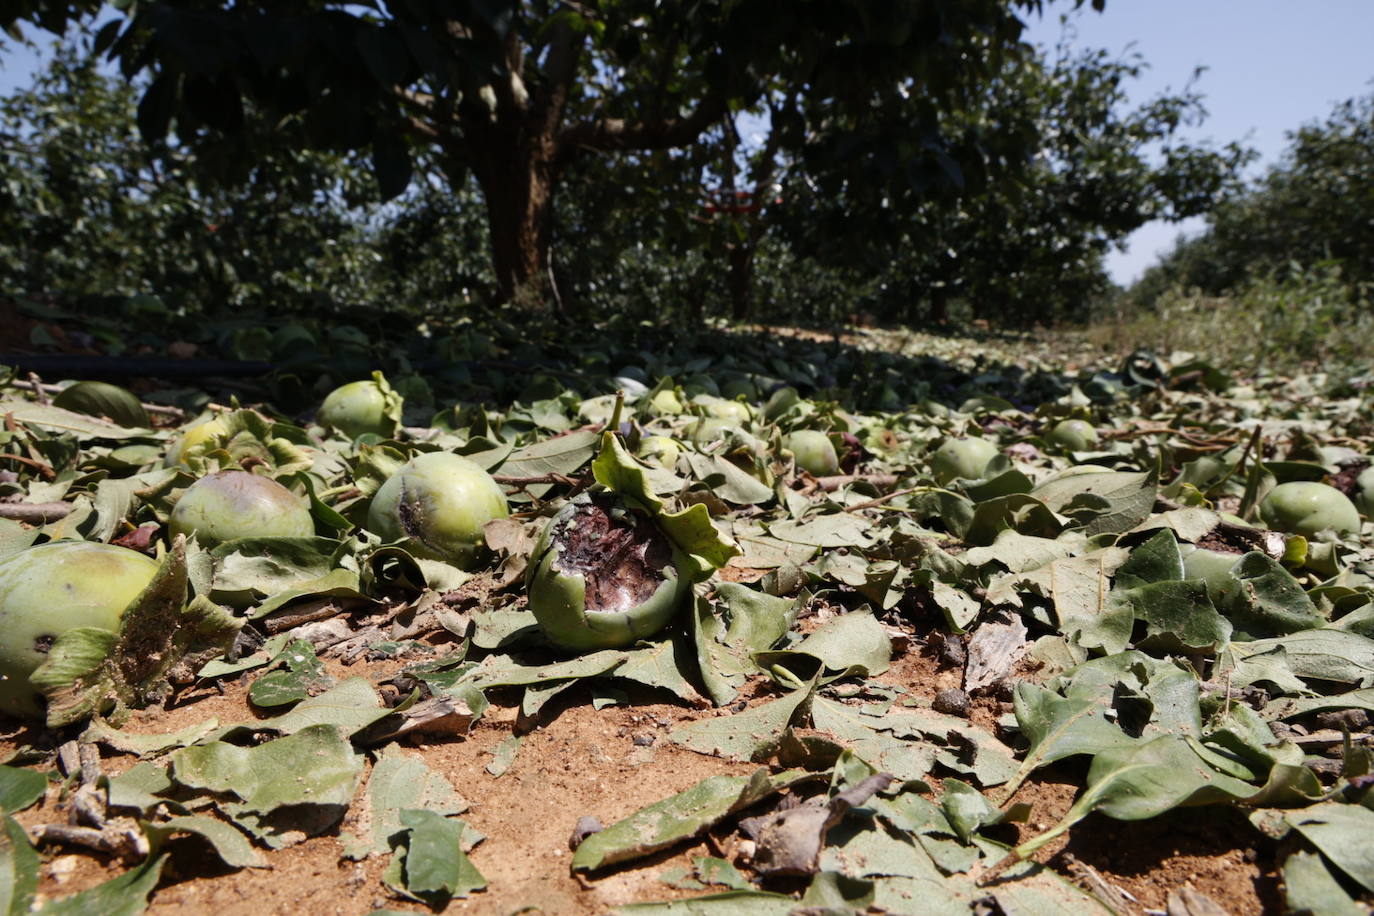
<box><xmin>929</xmin><ymin>287</ymin><xmax>949</xmax><ymax>325</ymax></box>
<box><xmin>471</xmin><ymin>134</ymin><xmax>558</xmax><ymax>310</ymax></box>
<box><xmin>727</xmin><ymin>245</ymin><xmax>753</xmax><ymax>321</ymax></box>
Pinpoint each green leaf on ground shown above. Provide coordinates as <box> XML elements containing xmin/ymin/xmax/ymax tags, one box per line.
<box><xmin>1284</xmin><ymin>801</ymin><xmax>1374</xmax><ymax>893</ymax></box>
<box><xmin>754</xmin><ymin>610</ymin><xmax>891</xmax><ymax>683</ymax></box>
<box><xmin>248</xmin><ymin>639</ymin><xmax>332</xmax><ymax>707</ymax></box>
<box><xmin>170</xmin><ymin>723</ymin><xmax>363</xmax><ymax>848</ymax></box>
<box><xmin>146</xmin><ymin>816</ymin><xmax>268</xmax><ymax>869</ymax></box>
<box><xmin>572</xmin><ymin>769</ymin><xmax>811</xmax><ymax>872</ymax></box>
<box><xmin>0</xmin><ymin>767</ymin><xmax>46</xmax><ymax>815</ymax></box>
<box><xmin>343</xmin><ymin>746</ymin><xmax>470</xmax><ymax>859</ymax></box>
<box><xmin>692</xmin><ymin>586</ymin><xmax>797</xmax><ymax>706</ymax></box>
<box><xmin>1</xmin><ymin>815</ymin><xmax>39</xmax><ymax>916</ymax></box>
<box><xmin>669</xmin><ymin>685</ymin><xmax>814</xmax><ymax>761</ymax></box>
<box><xmin>1282</xmin><ymin>850</ymin><xmax>1366</xmax><ymax>916</ymax></box>
<box><xmin>1017</xmin><ymin>736</ymin><xmax>1259</xmax><ymax>857</ymax></box>
<box><xmin>384</xmin><ymin>809</ymin><xmax>486</xmax><ymax>904</ymax></box>
<box><xmin>38</xmin><ymin>854</ymin><xmax>165</xmax><ymax>916</ymax></box>
<box><xmin>83</xmin><ymin>718</ymin><xmax>222</xmax><ymax>757</ymax></box>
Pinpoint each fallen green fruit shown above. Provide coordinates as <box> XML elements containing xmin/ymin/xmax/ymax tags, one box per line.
<box><xmin>1258</xmin><ymin>481</ymin><xmax>1360</xmax><ymax>538</ymax></box>
<box><xmin>367</xmin><ymin>451</ymin><xmax>509</xmax><ymax>569</ymax></box>
<box><xmin>170</xmin><ymin>470</ymin><xmax>316</xmax><ymax>546</ymax></box>
<box><xmin>164</xmin><ymin>416</ymin><xmax>229</xmax><ymax>468</ymax></box>
<box><xmin>52</xmin><ymin>380</ymin><xmax>149</xmax><ymax>428</ymax></box>
<box><xmin>698</xmin><ymin>397</ymin><xmax>752</xmax><ymax>425</ymax></box>
<box><xmin>526</xmin><ymin>492</ymin><xmax>690</xmax><ymax>651</ymax></box>
<box><xmin>782</xmin><ymin>430</ymin><xmax>840</xmax><ymax>476</ymax></box>
<box><xmin>1354</xmin><ymin>466</ymin><xmax>1374</xmax><ymax>519</ymax></box>
<box><xmin>317</xmin><ymin>376</ymin><xmax>401</xmax><ymax>440</ymax></box>
<box><xmin>637</xmin><ymin>435</ymin><xmax>682</xmax><ymax>468</ymax></box>
<box><xmin>1046</xmin><ymin>418</ymin><xmax>1099</xmax><ymax>451</ymax></box>
<box><xmin>0</xmin><ymin>541</ymin><xmax>159</xmax><ymax>718</ymax></box>
<box><xmin>929</xmin><ymin>436</ymin><xmax>998</xmax><ymax>484</ymax></box>
<box><xmin>689</xmin><ymin>417</ymin><xmax>739</xmax><ymax>446</ymax></box>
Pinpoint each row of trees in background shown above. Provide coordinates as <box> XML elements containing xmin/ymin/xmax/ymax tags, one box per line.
<box><xmin>3</xmin><ymin>1</ymin><xmax>1251</xmax><ymax>327</ymax></box>
<box><xmin>1129</xmin><ymin>91</ymin><xmax>1374</xmax><ymax>306</ymax></box>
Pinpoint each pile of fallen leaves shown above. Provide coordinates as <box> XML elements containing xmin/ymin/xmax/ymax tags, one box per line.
<box><xmin>1</xmin><ymin>327</ymin><xmax>1373</xmax><ymax>915</ymax></box>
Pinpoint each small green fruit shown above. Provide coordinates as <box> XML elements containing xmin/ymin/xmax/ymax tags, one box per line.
<box><xmin>782</xmin><ymin>430</ymin><xmax>840</xmax><ymax>476</ymax></box>
<box><xmin>52</xmin><ymin>381</ymin><xmax>149</xmax><ymax>428</ymax></box>
<box><xmin>0</xmin><ymin>541</ymin><xmax>159</xmax><ymax>717</ymax></box>
<box><xmin>690</xmin><ymin>417</ymin><xmax>738</xmax><ymax>446</ymax></box>
<box><xmin>1046</xmin><ymin>419</ymin><xmax>1099</xmax><ymax>451</ymax></box>
<box><xmin>1354</xmin><ymin>466</ymin><xmax>1374</xmax><ymax>519</ymax></box>
<box><xmin>164</xmin><ymin>417</ymin><xmax>229</xmax><ymax>468</ymax></box>
<box><xmin>1180</xmin><ymin>544</ymin><xmax>1244</xmax><ymax>607</ymax></box>
<box><xmin>367</xmin><ymin>452</ymin><xmax>509</xmax><ymax>568</ymax></box>
<box><xmin>170</xmin><ymin>471</ymin><xmax>316</xmax><ymax>546</ymax></box>
<box><xmin>318</xmin><ymin>376</ymin><xmax>401</xmax><ymax>440</ymax></box>
<box><xmin>929</xmin><ymin>437</ymin><xmax>999</xmax><ymax>484</ymax></box>
<box><xmin>699</xmin><ymin>397</ymin><xmax>752</xmax><ymax>425</ymax></box>
<box><xmin>526</xmin><ymin>493</ymin><xmax>689</xmax><ymax>651</ymax></box>
<box><xmin>647</xmin><ymin>389</ymin><xmax>685</xmax><ymax>416</ymax></box>
<box><xmin>638</xmin><ymin>436</ymin><xmax>682</xmax><ymax>468</ymax></box>
<box><xmin>1258</xmin><ymin>481</ymin><xmax>1360</xmax><ymax>538</ymax></box>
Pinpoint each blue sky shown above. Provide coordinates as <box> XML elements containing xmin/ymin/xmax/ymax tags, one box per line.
<box><xmin>1024</xmin><ymin>1</ymin><xmax>1374</xmax><ymax>285</ymax></box>
<box><xmin>4</xmin><ymin>4</ymin><xmax>1372</xmax><ymax>286</ymax></box>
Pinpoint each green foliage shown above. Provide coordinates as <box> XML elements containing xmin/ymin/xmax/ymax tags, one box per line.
<box><xmin>0</xmin><ymin>41</ymin><xmax>391</xmax><ymax>314</ymax></box>
<box><xmin>5</xmin><ymin>0</ymin><xmax>1142</xmax><ymax>312</ymax></box>
<box><xmin>1097</xmin><ymin>262</ymin><xmax>1374</xmax><ymax>375</ymax></box>
<box><xmin>1132</xmin><ymin>91</ymin><xmax>1374</xmax><ymax>303</ymax></box>
<box><xmin>782</xmin><ymin>45</ymin><xmax>1251</xmax><ymax>327</ymax></box>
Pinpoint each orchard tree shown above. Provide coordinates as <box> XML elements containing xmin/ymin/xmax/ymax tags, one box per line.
<box><xmin>777</xmin><ymin>43</ymin><xmax>1253</xmax><ymax>325</ymax></box>
<box><xmin>6</xmin><ymin>0</ymin><xmax>1100</xmax><ymax>311</ymax></box>
<box><xmin>0</xmin><ymin>40</ymin><xmax>384</xmax><ymax>314</ymax></box>
<box><xmin>1133</xmin><ymin>91</ymin><xmax>1374</xmax><ymax>302</ymax></box>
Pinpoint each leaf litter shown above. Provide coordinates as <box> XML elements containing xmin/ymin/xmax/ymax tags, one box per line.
<box><xmin>2</xmin><ymin>326</ymin><xmax>1374</xmax><ymax>913</ymax></box>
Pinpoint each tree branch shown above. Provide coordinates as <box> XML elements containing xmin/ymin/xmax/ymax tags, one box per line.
<box><xmin>530</xmin><ymin>14</ymin><xmax>585</xmax><ymax>141</ymax></box>
<box><xmin>559</xmin><ymin>92</ymin><xmax>731</xmax><ymax>159</ymax></box>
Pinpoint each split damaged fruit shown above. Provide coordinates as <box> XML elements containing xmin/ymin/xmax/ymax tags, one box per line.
<box><xmin>367</xmin><ymin>451</ymin><xmax>509</xmax><ymax>569</ymax></box>
<box><xmin>0</xmin><ymin>541</ymin><xmax>159</xmax><ymax>717</ymax></box>
<box><xmin>526</xmin><ymin>492</ymin><xmax>690</xmax><ymax>651</ymax></box>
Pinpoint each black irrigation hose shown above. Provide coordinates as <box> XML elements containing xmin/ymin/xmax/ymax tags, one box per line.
<box><xmin>1</xmin><ymin>355</ymin><xmax>275</xmax><ymax>379</ymax></box>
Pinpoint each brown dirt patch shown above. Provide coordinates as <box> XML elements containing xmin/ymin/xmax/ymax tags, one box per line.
<box><xmin>1</xmin><ymin>626</ymin><xmax>1286</xmax><ymax>915</ymax></box>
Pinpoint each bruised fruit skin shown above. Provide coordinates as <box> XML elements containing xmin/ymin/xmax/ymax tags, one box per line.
<box><xmin>0</xmin><ymin>541</ymin><xmax>159</xmax><ymax>717</ymax></box>
<box><xmin>526</xmin><ymin>493</ymin><xmax>689</xmax><ymax>651</ymax></box>
<box><xmin>1046</xmin><ymin>418</ymin><xmax>1099</xmax><ymax>451</ymax></box>
<box><xmin>317</xmin><ymin>378</ymin><xmax>399</xmax><ymax>440</ymax></box>
<box><xmin>367</xmin><ymin>452</ymin><xmax>509</xmax><ymax>569</ymax></box>
<box><xmin>929</xmin><ymin>437</ymin><xmax>999</xmax><ymax>484</ymax></box>
<box><xmin>783</xmin><ymin>430</ymin><xmax>840</xmax><ymax>476</ymax></box>
<box><xmin>1258</xmin><ymin>481</ymin><xmax>1360</xmax><ymax>538</ymax></box>
<box><xmin>170</xmin><ymin>470</ymin><xmax>315</xmax><ymax>546</ymax></box>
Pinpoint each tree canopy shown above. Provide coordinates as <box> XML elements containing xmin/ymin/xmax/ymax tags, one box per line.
<box><xmin>7</xmin><ymin>0</ymin><xmax>1102</xmax><ymax>310</ymax></box>
<box><xmin>1131</xmin><ymin>90</ymin><xmax>1374</xmax><ymax>304</ymax></box>
<box><xmin>0</xmin><ymin>41</ymin><xmax>386</xmax><ymax>314</ymax></box>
